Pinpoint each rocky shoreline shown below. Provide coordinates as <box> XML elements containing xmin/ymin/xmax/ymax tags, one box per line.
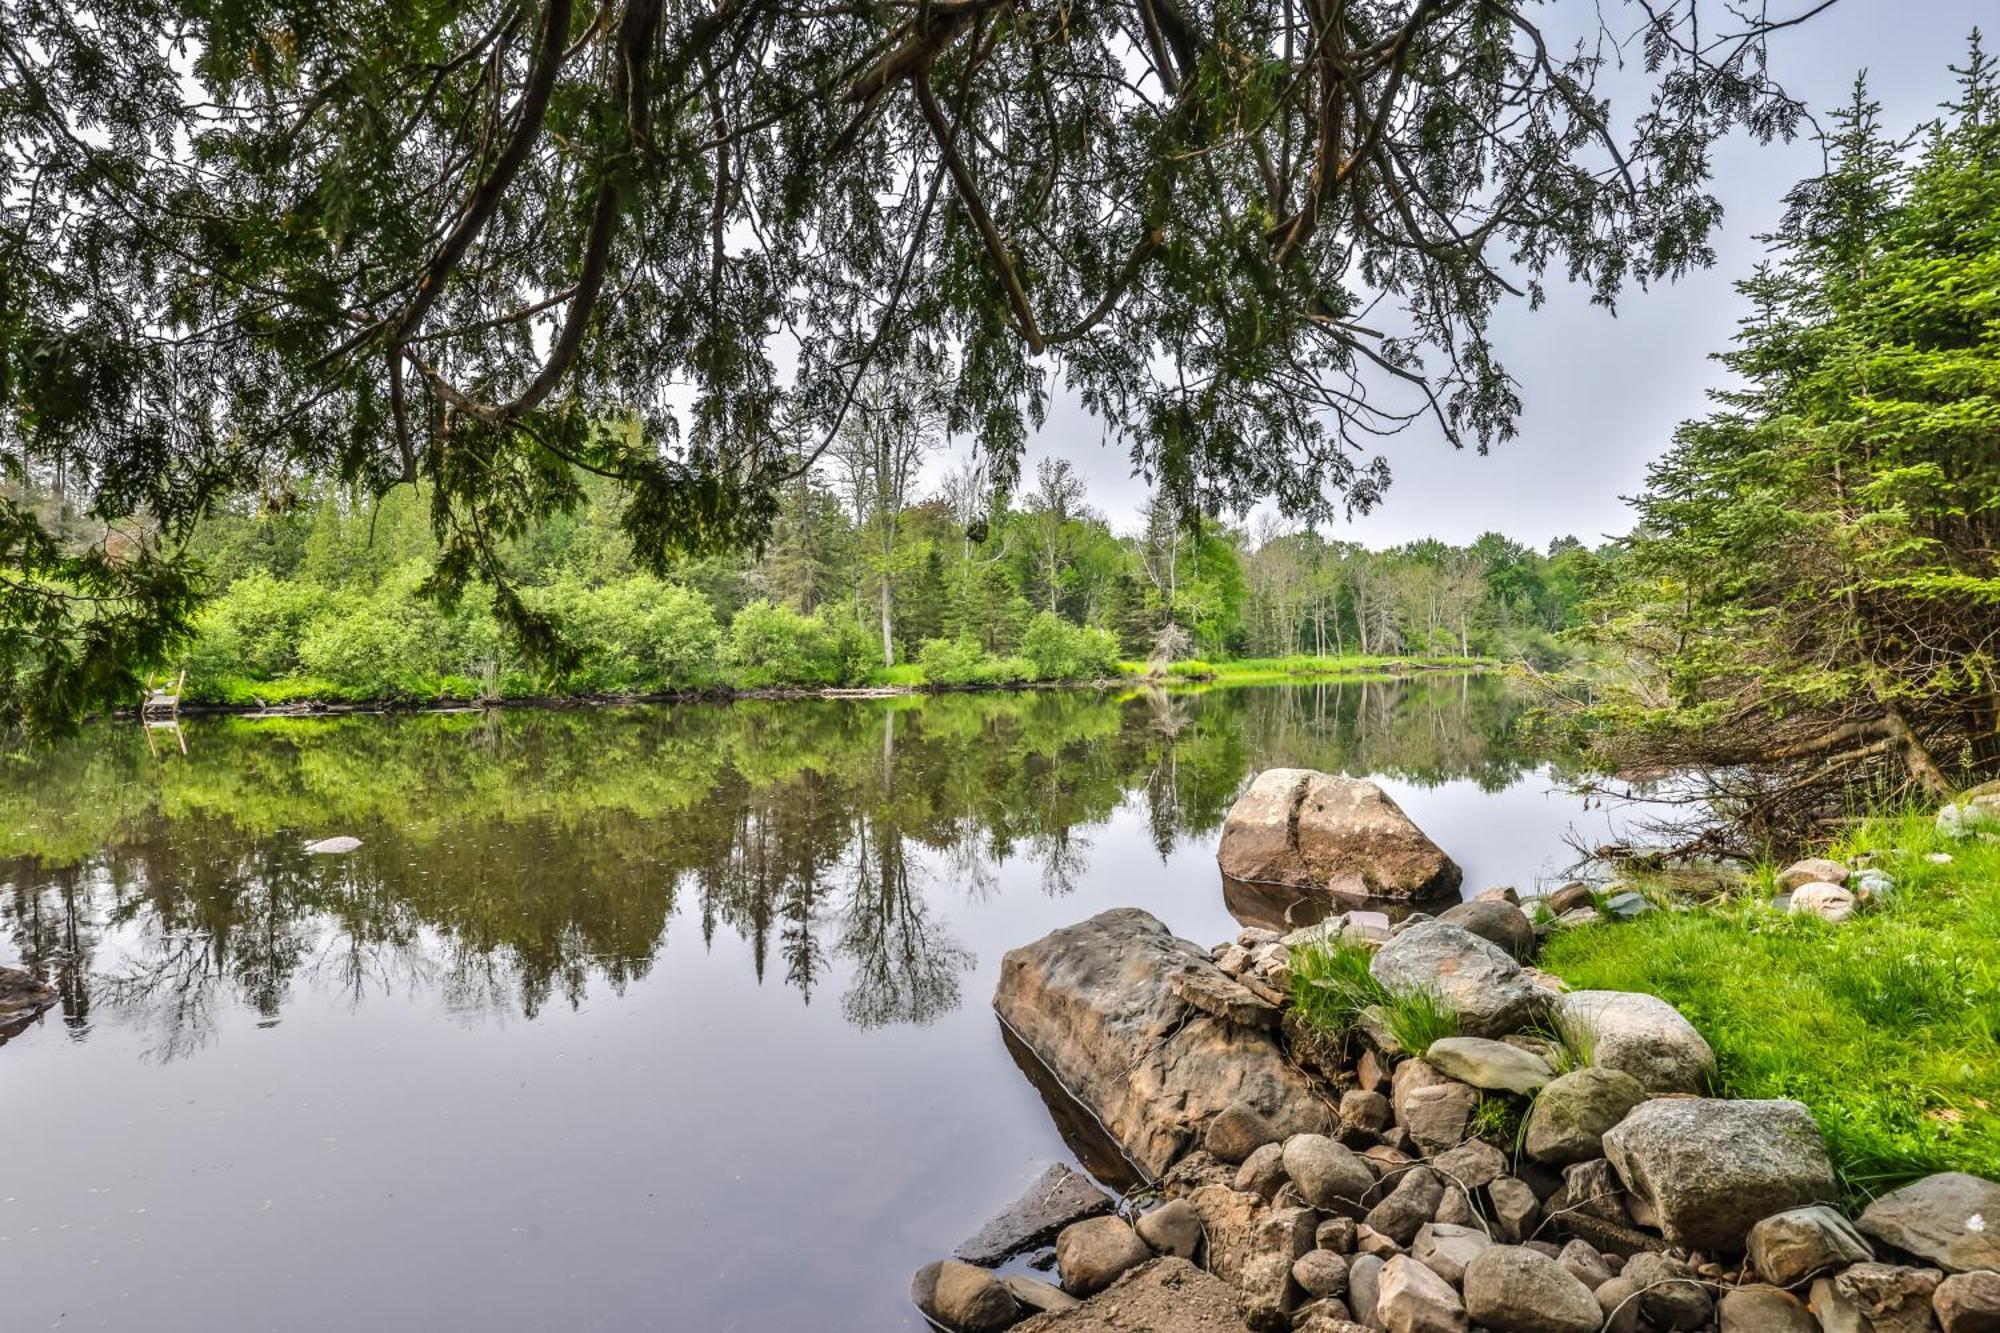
<box><xmin>913</xmin><ymin>772</ymin><xmax>2000</xmax><ymax>1333</ymax></box>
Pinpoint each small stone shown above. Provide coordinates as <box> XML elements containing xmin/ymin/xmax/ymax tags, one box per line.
<box><xmin>1436</xmin><ymin>899</ymin><xmax>1536</xmax><ymax>960</ymax></box>
<box><xmin>1557</xmin><ymin>907</ymin><xmax>1602</xmax><ymax>927</ymax></box>
<box><xmin>1136</xmin><ymin>1198</ymin><xmax>1202</xmax><ymax>1259</ymax></box>
<box><xmin>1239</xmin><ymin>926</ymin><xmax>1284</xmax><ymax>949</ymax></box>
<box><xmin>1217</xmin><ymin>943</ymin><xmax>1252</xmax><ymax>976</ymax></box>
<box><xmin>1054</xmin><ymin>1216</ymin><xmax>1152</xmax><ymax>1296</ymax></box>
<box><xmin>911</xmin><ymin>1259</ymin><xmax>1022</xmax><ymax>1333</ymax></box>
<box><xmin>1524</xmin><ymin>1066</ymin><xmax>1648</xmax><ymax>1166</ymax></box>
<box><xmin>1356</xmin><ymin>1049</ymin><xmax>1390</xmax><ymax>1094</ymax></box>
<box><xmin>1399</xmin><ymin>1083</ymin><xmax>1478</xmax><ymax>1156</ymax></box>
<box><xmin>1548</xmin><ymin>882</ymin><xmax>1594</xmax><ymax>913</ymax></box>
<box><xmin>1370</xmin><ymin>923</ymin><xmax>1549</xmax><ymax>1039</ymax></box>
<box><xmin>1206</xmin><ymin>1102</ymin><xmax>1282</xmax><ymax>1164</ymax></box>
<box><xmin>1557</xmin><ymin>1239</ymin><xmax>1612</xmax><ymax>1290</ymax></box>
<box><xmin>1476</xmin><ymin>886</ymin><xmax>1521</xmax><ymax>904</ymax></box>
<box><xmin>1854</xmin><ymin>867</ymin><xmax>1896</xmax><ymax>900</ymax></box>
<box><xmin>1432</xmin><ymin>1185</ymin><xmax>1475</xmax><ymax>1226</ymax></box>
<box><xmin>1778</xmin><ymin>857</ymin><xmax>1849</xmax><ymax>889</ymax></box>
<box><xmin>1559</xmin><ymin>1158</ymin><xmax>1630</xmax><ymax>1226</ymax></box>
<box><xmin>1341</xmin><ymin>1089</ymin><xmax>1393</xmax><ymax>1136</ymax></box>
<box><xmin>1238</xmin><ymin>1251</ymin><xmax>1300</xmax><ymax>1332</ymax></box>
<box><xmin>1236</xmin><ymin>1141</ymin><xmax>1287</xmax><ymax>1198</ymax></box>
<box><xmin>1858</xmin><ymin>1172</ymin><xmax>2000</xmax><ymax>1274</ymax></box>
<box><xmin>1717</xmin><ymin>1284</ymin><xmax>1815</xmax><ymax>1332</ymax></box>
<box><xmin>1356</xmin><ymin>1224</ymin><xmax>1404</xmax><ymax>1260</ymax></box>
<box><xmin>1317</xmin><ymin>1216</ymin><xmax>1358</xmax><ymax>1254</ymax></box>
<box><xmin>1428</xmin><ymin>1139</ymin><xmax>1506</xmax><ymax>1191</ymax></box>
<box><xmin>1746</xmin><ymin>1204</ymin><xmax>1873</xmax><ymax>1286</ymax></box>
<box><xmin>1622</xmin><ymin>1251</ymin><xmax>1713</xmax><ymax>1331</ymax></box>
<box><xmin>1411</xmin><ymin>1222</ymin><xmax>1491</xmax><ymax>1285</ymax></box>
<box><xmin>1423</xmin><ymin>1036</ymin><xmax>1554</xmax><ymax>1094</ymax></box>
<box><xmin>1603</xmin><ymin>891</ymin><xmax>1654</xmax><ymax>919</ymax></box>
<box><xmin>1928</xmin><ymin>851</ymin><xmax>1955</xmax><ymax>864</ymax></box>
<box><xmin>1594</xmin><ymin>1276</ymin><xmax>1642</xmax><ymax>1333</ymax></box>
<box><xmin>1295</xmin><ymin>1249</ymin><xmax>1350</xmax><ymax>1299</ymax></box>
<box><xmin>1377</xmin><ymin>1253</ymin><xmax>1467</xmax><ymax>1333</ymax></box>
<box><xmin>1366</xmin><ymin>1167</ymin><xmax>1445</xmax><ymax>1247</ymax></box>
<box><xmin>1347</xmin><ymin>1253</ymin><xmax>1385</xmax><ymax>1328</ymax></box>
<box><xmin>1461</xmin><ymin>1243</ymin><xmax>1602</xmax><ymax>1333</ymax></box>
<box><xmin>1936</xmin><ymin>1269</ymin><xmax>2000</xmax><ymax>1333</ymax></box>
<box><xmin>1489</xmin><ymin>1176</ymin><xmax>1540</xmax><ymax>1244</ymax></box>
<box><xmin>1285</xmin><ymin>1134</ymin><xmax>1377</xmax><ymax>1214</ymax></box>
<box><xmin>1812</xmin><ymin>1262</ymin><xmax>1944</xmax><ymax>1333</ymax></box>
<box><xmin>998</xmin><ymin>1273</ymin><xmax>1077</xmax><ymax>1314</ymax></box>
<box><xmin>1790</xmin><ymin>880</ymin><xmax>1857</xmax><ymax>923</ymax></box>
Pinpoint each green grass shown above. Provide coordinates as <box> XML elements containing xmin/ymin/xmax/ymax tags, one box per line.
<box><xmin>1291</xmin><ymin>935</ymin><xmax>1460</xmax><ymax>1055</ymax></box>
<box><xmin>1540</xmin><ymin>813</ymin><xmax>2000</xmax><ymax>1201</ymax></box>
<box><xmin>864</xmin><ymin>663</ymin><xmax>927</xmax><ymax>688</ymax></box>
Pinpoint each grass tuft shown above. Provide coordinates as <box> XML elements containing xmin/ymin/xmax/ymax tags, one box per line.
<box><xmin>1290</xmin><ymin>937</ymin><xmax>1387</xmax><ymax>1034</ymax></box>
<box><xmin>1380</xmin><ymin>986</ymin><xmax>1460</xmax><ymax>1055</ymax></box>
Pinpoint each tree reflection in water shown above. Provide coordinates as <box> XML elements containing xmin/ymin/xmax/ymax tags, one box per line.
<box><xmin>0</xmin><ymin>677</ymin><xmax>1539</xmax><ymax>1057</ymax></box>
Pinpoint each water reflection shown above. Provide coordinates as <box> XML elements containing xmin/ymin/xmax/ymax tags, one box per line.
<box><xmin>2</xmin><ymin>676</ymin><xmax>1538</xmax><ymax>1058</ymax></box>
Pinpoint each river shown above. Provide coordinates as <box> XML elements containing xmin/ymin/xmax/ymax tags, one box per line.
<box><xmin>0</xmin><ymin>677</ymin><xmax>1625</xmax><ymax>1330</ymax></box>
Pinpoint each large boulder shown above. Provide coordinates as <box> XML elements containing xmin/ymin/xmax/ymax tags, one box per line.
<box><xmin>1523</xmin><ymin>1067</ymin><xmax>1648</xmax><ymax>1166</ymax></box>
<box><xmin>1858</xmin><ymin>1172</ymin><xmax>2000</xmax><ymax>1274</ymax></box>
<box><xmin>1460</xmin><ymin>1245</ymin><xmax>1602</xmax><ymax>1333</ymax></box>
<box><xmin>1012</xmin><ymin>1257</ymin><xmax>1254</xmax><ymax>1333</ymax></box>
<box><xmin>1600</xmin><ymin>1098</ymin><xmax>1838</xmax><ymax>1252</ymax></box>
<box><xmin>1551</xmin><ymin>990</ymin><xmax>1716</xmax><ymax>1094</ymax></box>
<box><xmin>1218</xmin><ymin>770</ymin><xmax>1461</xmax><ymax>903</ymax></box>
<box><xmin>956</xmin><ymin>1162</ymin><xmax>1116</xmax><ymax>1265</ymax></box>
<box><xmin>1369</xmin><ymin>924</ymin><xmax>1547</xmax><ymax>1039</ymax></box>
<box><xmin>995</xmin><ymin>909</ymin><xmax>1332</xmax><ymax>1178</ymax></box>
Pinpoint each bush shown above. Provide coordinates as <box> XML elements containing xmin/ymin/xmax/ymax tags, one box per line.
<box><xmin>530</xmin><ymin>577</ymin><xmax>720</xmax><ymax>691</ymax></box>
<box><xmin>916</xmin><ymin>636</ymin><xmax>1036</xmax><ymax>686</ymax></box>
<box><xmin>187</xmin><ymin>572</ymin><xmax>337</xmax><ymax>685</ymax></box>
<box><xmin>1020</xmin><ymin>612</ymin><xmax>1120</xmax><ymax>681</ymax></box>
<box><xmin>726</xmin><ymin>600</ymin><xmax>872</xmax><ymax>687</ymax></box>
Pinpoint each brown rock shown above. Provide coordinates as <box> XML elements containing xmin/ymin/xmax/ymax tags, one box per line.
<box><xmin>1399</xmin><ymin>1083</ymin><xmax>1478</xmax><ymax>1156</ymax></box>
<box><xmin>1936</xmin><ymin>1269</ymin><xmax>2000</xmax><ymax>1333</ymax></box>
<box><xmin>1718</xmin><ymin>1284</ymin><xmax>1816</xmax><ymax>1332</ymax></box>
<box><xmin>1376</xmin><ymin>1254</ymin><xmax>1467</xmax><ymax>1333</ymax></box>
<box><xmin>1055</xmin><ymin>1216</ymin><xmax>1152</xmax><ymax>1296</ymax></box>
<box><xmin>912</xmin><ymin>1259</ymin><xmax>1024</xmax><ymax>1333</ymax></box>
<box><xmin>1811</xmin><ymin>1262</ymin><xmax>1944</xmax><ymax>1333</ymax></box>
<box><xmin>1218</xmin><ymin>770</ymin><xmax>1462</xmax><ymax>902</ymax></box>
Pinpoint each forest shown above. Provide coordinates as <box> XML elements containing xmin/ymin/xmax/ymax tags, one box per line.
<box><xmin>3</xmin><ymin>460</ymin><xmax>1601</xmax><ymax>703</ymax></box>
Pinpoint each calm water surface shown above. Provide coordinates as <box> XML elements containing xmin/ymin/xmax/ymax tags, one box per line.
<box><xmin>0</xmin><ymin>678</ymin><xmax>1623</xmax><ymax>1331</ymax></box>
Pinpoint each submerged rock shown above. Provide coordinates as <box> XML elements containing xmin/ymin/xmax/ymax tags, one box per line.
<box><xmin>304</xmin><ymin>835</ymin><xmax>362</xmax><ymax>854</ymax></box>
<box><xmin>1601</xmin><ymin>1097</ymin><xmax>1838</xmax><ymax>1252</ymax></box>
<box><xmin>994</xmin><ymin>909</ymin><xmax>1331</xmax><ymax>1178</ymax></box>
<box><xmin>1218</xmin><ymin>769</ymin><xmax>1461</xmax><ymax>903</ymax></box>
<box><xmin>0</xmin><ymin>964</ymin><xmax>57</xmax><ymax>1029</ymax></box>
<box><xmin>955</xmin><ymin>1162</ymin><xmax>1115</xmax><ymax>1266</ymax></box>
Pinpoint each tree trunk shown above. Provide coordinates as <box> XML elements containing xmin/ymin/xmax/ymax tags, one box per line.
<box><xmin>880</xmin><ymin>576</ymin><xmax>895</xmax><ymax>667</ymax></box>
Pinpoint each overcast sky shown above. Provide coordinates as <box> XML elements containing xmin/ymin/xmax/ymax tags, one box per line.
<box><xmin>940</xmin><ymin>1</ymin><xmax>1991</xmax><ymax>550</ymax></box>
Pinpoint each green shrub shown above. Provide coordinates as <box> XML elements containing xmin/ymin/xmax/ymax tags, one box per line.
<box><xmin>187</xmin><ymin>572</ymin><xmax>337</xmax><ymax>687</ymax></box>
<box><xmin>1020</xmin><ymin>612</ymin><xmax>1120</xmax><ymax>681</ymax></box>
<box><xmin>725</xmin><ymin>600</ymin><xmax>871</xmax><ymax>687</ymax></box>
<box><xmin>530</xmin><ymin>577</ymin><xmax>720</xmax><ymax>691</ymax></box>
<box><xmin>916</xmin><ymin>636</ymin><xmax>1035</xmax><ymax>686</ymax></box>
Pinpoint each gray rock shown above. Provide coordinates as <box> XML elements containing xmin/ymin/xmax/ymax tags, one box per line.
<box><xmin>1295</xmin><ymin>1248</ymin><xmax>1350</xmax><ymax>1299</ymax></box>
<box><xmin>1603</xmin><ymin>891</ymin><xmax>1654</xmax><ymax>919</ymax></box>
<box><xmin>1778</xmin><ymin>857</ymin><xmax>1850</xmax><ymax>889</ymax></box>
<box><xmin>1557</xmin><ymin>1239</ymin><xmax>1613</xmax><ymax>1290</ymax></box>
<box><xmin>1854</xmin><ymin>868</ymin><xmax>1896</xmax><ymax>900</ymax></box>
<box><xmin>1558</xmin><ymin>1158</ymin><xmax>1631</xmax><ymax>1226</ymax></box>
<box><xmin>1399</xmin><ymin>1082</ymin><xmax>1478</xmax><ymax>1156</ymax></box>
<box><xmin>1055</xmin><ymin>1216</ymin><xmax>1152</xmax><ymax>1296</ymax></box>
<box><xmin>1219</xmin><ymin>770</ymin><xmax>1463</xmax><ymax>902</ymax></box>
<box><xmin>1811</xmin><ymin>1262</ymin><xmax>1943</xmax><ymax>1333</ymax></box>
<box><xmin>1376</xmin><ymin>1253</ymin><xmax>1467</xmax><ymax>1333</ymax></box>
<box><xmin>1428</xmin><ymin>1139</ymin><xmax>1506</xmax><ymax>1191</ymax></box>
<box><xmin>1237</xmin><ymin>1141</ymin><xmax>1287</xmax><ymax>1198</ymax></box>
<box><xmin>1747</xmin><ymin>1203</ymin><xmax>1874</xmax><ymax>1286</ymax></box>
<box><xmin>1318</xmin><ymin>1216</ymin><xmax>1358</xmax><ymax>1253</ymax></box>
<box><xmin>1238</xmin><ymin>1251</ymin><xmax>1300</xmax><ymax>1333</ymax></box>
<box><xmin>1791</xmin><ymin>881</ymin><xmax>1858</xmax><ymax>923</ymax></box>
<box><xmin>1601</xmin><ymin>1097</ymin><xmax>1838</xmax><ymax>1252</ymax></box>
<box><xmin>1168</xmin><ymin>967</ymin><xmax>1284</xmax><ymax>1030</ymax></box>
<box><xmin>1936</xmin><ymin>1269</ymin><xmax>2000</xmax><ymax>1333</ymax></box>
<box><xmin>304</xmin><ymin>835</ymin><xmax>362</xmax><ymax>854</ymax></box>
<box><xmin>1423</xmin><ymin>1036</ymin><xmax>1553</xmax><ymax>1093</ymax></box>
<box><xmin>956</xmin><ymin>1162</ymin><xmax>1115</xmax><ymax>1264</ymax></box>
<box><xmin>1285</xmin><ymin>1134</ymin><xmax>1377</xmax><ymax>1214</ymax></box>
<box><xmin>1348</xmin><ymin>1253</ymin><xmax>1386</xmax><ymax>1331</ymax></box>
<box><xmin>1594</xmin><ymin>1276</ymin><xmax>1642</xmax><ymax>1333</ymax></box>
<box><xmin>1366</xmin><ymin>1167</ymin><xmax>1445</xmax><ymax>1247</ymax></box>
<box><xmin>1551</xmin><ymin>989</ymin><xmax>1716</xmax><ymax>1094</ymax></box>
<box><xmin>1436</xmin><ymin>899</ymin><xmax>1536</xmax><ymax>959</ymax></box>
<box><xmin>1717</xmin><ymin>1284</ymin><xmax>1817</xmax><ymax>1332</ymax></box>
<box><xmin>1858</xmin><ymin>1172</ymin><xmax>2000</xmax><ymax>1274</ymax></box>
<box><xmin>994</xmin><ymin>910</ymin><xmax>1331</xmax><ymax>1178</ymax></box>
<box><xmin>1524</xmin><ymin>1066</ymin><xmax>1648</xmax><ymax>1165</ymax></box>
<box><xmin>1207</xmin><ymin>1102</ymin><xmax>1283</xmax><ymax>1164</ymax></box>
<box><xmin>912</xmin><ymin>1259</ymin><xmax>1023</xmax><ymax>1332</ymax></box>
<box><xmin>1489</xmin><ymin>1176</ymin><xmax>1541</xmax><ymax>1244</ymax></box>
<box><xmin>1411</xmin><ymin>1222</ymin><xmax>1491</xmax><ymax>1285</ymax></box>
<box><xmin>1461</xmin><ymin>1244</ymin><xmax>1602</xmax><ymax>1333</ymax></box>
<box><xmin>999</xmin><ymin>1274</ymin><xmax>1078</xmax><ymax>1315</ymax></box>
<box><xmin>1370</xmin><ymin>924</ymin><xmax>1547</xmax><ymax>1039</ymax></box>
<box><xmin>1621</xmin><ymin>1251</ymin><xmax>1714</xmax><ymax>1331</ymax></box>
<box><xmin>1135</xmin><ymin>1198</ymin><xmax>1202</xmax><ymax>1260</ymax></box>
<box><xmin>1341</xmin><ymin>1089</ymin><xmax>1393</xmax><ymax>1137</ymax></box>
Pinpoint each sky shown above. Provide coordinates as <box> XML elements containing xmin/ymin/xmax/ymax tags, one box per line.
<box><xmin>940</xmin><ymin>0</ymin><xmax>1993</xmax><ymax>551</ymax></box>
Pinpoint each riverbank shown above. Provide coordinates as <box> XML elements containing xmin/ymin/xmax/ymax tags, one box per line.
<box><xmin>144</xmin><ymin>654</ymin><xmax>1497</xmax><ymax>718</ymax></box>
<box><xmin>912</xmin><ymin>774</ymin><xmax>2000</xmax><ymax>1332</ymax></box>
